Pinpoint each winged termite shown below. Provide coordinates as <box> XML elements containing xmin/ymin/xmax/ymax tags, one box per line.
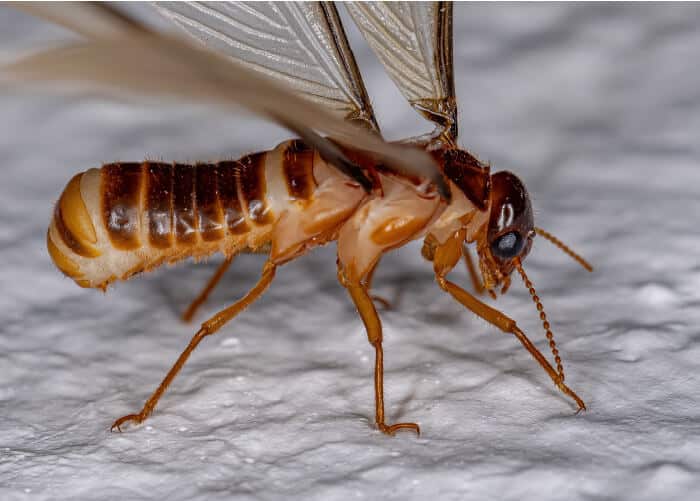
<box><xmin>5</xmin><ymin>2</ymin><xmax>593</xmax><ymax>436</ymax></box>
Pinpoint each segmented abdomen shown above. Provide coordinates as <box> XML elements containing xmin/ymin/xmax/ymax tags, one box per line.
<box><xmin>47</xmin><ymin>140</ymin><xmax>317</xmax><ymax>289</ymax></box>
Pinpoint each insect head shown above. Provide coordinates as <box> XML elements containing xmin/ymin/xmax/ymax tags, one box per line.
<box><xmin>478</xmin><ymin>171</ymin><xmax>534</xmax><ymax>294</ymax></box>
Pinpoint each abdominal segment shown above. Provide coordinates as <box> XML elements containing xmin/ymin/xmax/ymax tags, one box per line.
<box><xmin>46</xmin><ymin>139</ymin><xmax>368</xmax><ymax>289</ymax></box>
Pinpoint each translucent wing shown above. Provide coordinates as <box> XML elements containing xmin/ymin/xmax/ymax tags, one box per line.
<box><xmin>346</xmin><ymin>1</ymin><xmax>457</xmax><ymax>143</ymax></box>
<box><xmin>2</xmin><ymin>3</ymin><xmax>449</xmax><ymax>198</ymax></box>
<box><xmin>14</xmin><ymin>1</ymin><xmax>147</xmax><ymax>39</ymax></box>
<box><xmin>155</xmin><ymin>1</ymin><xmax>379</xmax><ymax>132</ymax></box>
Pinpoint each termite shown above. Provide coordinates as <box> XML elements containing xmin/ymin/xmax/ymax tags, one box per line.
<box><xmin>8</xmin><ymin>2</ymin><xmax>593</xmax><ymax>435</ymax></box>
<box><xmin>48</xmin><ymin>139</ymin><xmax>591</xmax><ymax>435</ymax></box>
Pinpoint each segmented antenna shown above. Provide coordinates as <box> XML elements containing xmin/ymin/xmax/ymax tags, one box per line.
<box><xmin>535</xmin><ymin>227</ymin><xmax>593</xmax><ymax>272</ymax></box>
<box><xmin>514</xmin><ymin>260</ymin><xmax>565</xmax><ymax>381</ymax></box>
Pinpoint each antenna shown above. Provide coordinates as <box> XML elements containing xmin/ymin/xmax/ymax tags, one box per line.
<box><xmin>514</xmin><ymin>260</ymin><xmax>566</xmax><ymax>381</ymax></box>
<box><xmin>535</xmin><ymin>227</ymin><xmax>593</xmax><ymax>272</ymax></box>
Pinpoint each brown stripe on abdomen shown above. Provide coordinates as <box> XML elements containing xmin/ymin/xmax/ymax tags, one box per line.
<box><xmin>102</xmin><ymin>163</ymin><xmax>143</xmax><ymax>250</ymax></box>
<box><xmin>145</xmin><ymin>162</ymin><xmax>173</xmax><ymax>249</ymax></box>
<box><xmin>217</xmin><ymin>161</ymin><xmax>249</xmax><ymax>235</ymax></box>
<box><xmin>98</xmin><ymin>154</ymin><xmax>278</xmax><ymax>255</ymax></box>
<box><xmin>173</xmin><ymin>163</ymin><xmax>197</xmax><ymax>245</ymax></box>
<box><xmin>196</xmin><ymin>163</ymin><xmax>225</xmax><ymax>242</ymax></box>
<box><xmin>54</xmin><ymin>173</ymin><xmax>101</xmax><ymax>257</ymax></box>
<box><xmin>237</xmin><ymin>153</ymin><xmax>273</xmax><ymax>225</ymax></box>
<box><xmin>54</xmin><ymin>173</ymin><xmax>101</xmax><ymax>258</ymax></box>
<box><xmin>282</xmin><ymin>139</ymin><xmax>315</xmax><ymax>201</ymax></box>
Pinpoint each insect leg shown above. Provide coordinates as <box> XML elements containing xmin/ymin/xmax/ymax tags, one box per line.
<box><xmin>111</xmin><ymin>261</ymin><xmax>277</xmax><ymax>431</ymax></box>
<box><xmin>433</xmin><ymin>232</ymin><xmax>585</xmax><ymax>411</ymax></box>
<box><xmin>338</xmin><ymin>266</ymin><xmax>420</xmax><ymax>436</ymax></box>
<box><xmin>462</xmin><ymin>243</ymin><xmax>487</xmax><ymax>296</ymax></box>
<box><xmin>181</xmin><ymin>256</ymin><xmax>235</xmax><ymax>322</ymax></box>
<box><xmin>365</xmin><ymin>257</ymin><xmax>392</xmax><ymax>310</ymax></box>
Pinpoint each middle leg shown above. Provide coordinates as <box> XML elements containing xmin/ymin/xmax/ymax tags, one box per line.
<box><xmin>182</xmin><ymin>256</ymin><xmax>235</xmax><ymax>322</ymax></box>
<box><xmin>339</xmin><ymin>267</ymin><xmax>420</xmax><ymax>436</ymax></box>
<box><xmin>365</xmin><ymin>257</ymin><xmax>392</xmax><ymax>310</ymax></box>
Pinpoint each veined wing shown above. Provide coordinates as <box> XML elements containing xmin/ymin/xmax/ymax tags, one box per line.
<box><xmin>3</xmin><ymin>3</ymin><xmax>449</xmax><ymax>198</ymax></box>
<box><xmin>155</xmin><ymin>1</ymin><xmax>379</xmax><ymax>132</ymax></box>
<box><xmin>14</xmin><ymin>1</ymin><xmax>147</xmax><ymax>39</ymax></box>
<box><xmin>346</xmin><ymin>2</ymin><xmax>457</xmax><ymax>144</ymax></box>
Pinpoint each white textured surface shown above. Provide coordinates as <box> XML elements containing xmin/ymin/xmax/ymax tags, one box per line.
<box><xmin>2</xmin><ymin>4</ymin><xmax>700</xmax><ymax>500</ymax></box>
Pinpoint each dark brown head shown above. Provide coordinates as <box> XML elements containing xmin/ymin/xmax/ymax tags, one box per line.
<box><xmin>477</xmin><ymin>171</ymin><xmax>535</xmax><ymax>292</ymax></box>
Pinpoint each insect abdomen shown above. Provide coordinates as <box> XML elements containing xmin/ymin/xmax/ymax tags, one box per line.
<box><xmin>101</xmin><ymin>160</ymin><xmax>269</xmax><ymax>251</ymax></box>
<box><xmin>47</xmin><ymin>141</ymin><xmax>316</xmax><ymax>289</ymax></box>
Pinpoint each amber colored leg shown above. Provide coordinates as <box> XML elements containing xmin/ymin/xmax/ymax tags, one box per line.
<box><xmin>365</xmin><ymin>258</ymin><xmax>392</xmax><ymax>310</ymax></box>
<box><xmin>434</xmin><ymin>232</ymin><xmax>585</xmax><ymax>411</ymax></box>
<box><xmin>462</xmin><ymin>244</ymin><xmax>486</xmax><ymax>295</ymax></box>
<box><xmin>437</xmin><ymin>276</ymin><xmax>585</xmax><ymax>410</ymax></box>
<box><xmin>111</xmin><ymin>262</ymin><xmax>277</xmax><ymax>431</ymax></box>
<box><xmin>340</xmin><ymin>269</ymin><xmax>419</xmax><ymax>436</ymax></box>
<box><xmin>182</xmin><ymin>256</ymin><xmax>235</xmax><ymax>322</ymax></box>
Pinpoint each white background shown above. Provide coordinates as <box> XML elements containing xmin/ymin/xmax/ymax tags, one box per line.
<box><xmin>1</xmin><ymin>3</ymin><xmax>700</xmax><ymax>500</ymax></box>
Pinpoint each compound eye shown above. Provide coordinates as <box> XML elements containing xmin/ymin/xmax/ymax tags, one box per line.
<box><xmin>491</xmin><ymin>231</ymin><xmax>524</xmax><ymax>260</ymax></box>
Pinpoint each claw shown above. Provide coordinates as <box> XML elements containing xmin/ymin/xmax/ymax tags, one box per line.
<box><xmin>110</xmin><ymin>413</ymin><xmax>144</xmax><ymax>432</ymax></box>
<box><xmin>378</xmin><ymin>422</ymin><xmax>420</xmax><ymax>436</ymax></box>
<box><xmin>556</xmin><ymin>380</ymin><xmax>586</xmax><ymax>412</ymax></box>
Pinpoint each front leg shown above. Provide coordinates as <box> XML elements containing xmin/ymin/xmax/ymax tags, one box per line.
<box><xmin>462</xmin><ymin>243</ymin><xmax>496</xmax><ymax>299</ymax></box>
<box><xmin>433</xmin><ymin>231</ymin><xmax>586</xmax><ymax>411</ymax></box>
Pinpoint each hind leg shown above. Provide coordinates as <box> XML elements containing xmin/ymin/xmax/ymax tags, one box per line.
<box><xmin>112</xmin><ymin>261</ymin><xmax>277</xmax><ymax>431</ymax></box>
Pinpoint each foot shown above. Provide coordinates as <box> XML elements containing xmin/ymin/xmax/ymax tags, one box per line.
<box><xmin>556</xmin><ymin>381</ymin><xmax>586</xmax><ymax>412</ymax></box>
<box><xmin>110</xmin><ymin>412</ymin><xmax>148</xmax><ymax>432</ymax></box>
<box><xmin>377</xmin><ymin>421</ymin><xmax>420</xmax><ymax>436</ymax></box>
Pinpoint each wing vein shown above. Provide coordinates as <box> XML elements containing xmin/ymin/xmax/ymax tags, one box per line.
<box><xmin>163</xmin><ymin>9</ymin><xmax>315</xmax><ymax>73</ymax></box>
<box><xmin>155</xmin><ymin>1</ymin><xmax>370</xmax><ymax>122</ymax></box>
<box><xmin>279</xmin><ymin>3</ymin><xmax>358</xmax><ymax>108</ymax></box>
